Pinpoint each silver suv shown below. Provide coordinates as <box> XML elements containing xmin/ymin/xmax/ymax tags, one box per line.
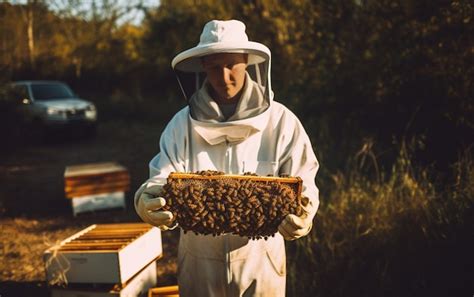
<box><xmin>10</xmin><ymin>81</ymin><xmax>97</xmax><ymax>133</ymax></box>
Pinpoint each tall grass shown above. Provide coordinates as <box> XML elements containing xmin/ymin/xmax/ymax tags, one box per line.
<box><xmin>287</xmin><ymin>141</ymin><xmax>474</xmax><ymax>297</ymax></box>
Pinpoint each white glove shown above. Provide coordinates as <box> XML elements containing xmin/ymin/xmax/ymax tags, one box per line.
<box><xmin>278</xmin><ymin>196</ymin><xmax>314</xmax><ymax>240</ymax></box>
<box><xmin>134</xmin><ymin>180</ymin><xmax>176</xmax><ymax>231</ymax></box>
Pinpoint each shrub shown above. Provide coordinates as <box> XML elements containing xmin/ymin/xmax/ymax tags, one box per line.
<box><xmin>287</xmin><ymin>142</ymin><xmax>474</xmax><ymax>297</ymax></box>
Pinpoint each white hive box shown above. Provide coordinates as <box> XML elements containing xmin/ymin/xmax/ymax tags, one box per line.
<box><xmin>44</xmin><ymin>223</ymin><xmax>162</xmax><ymax>285</ymax></box>
<box><xmin>70</xmin><ymin>191</ymin><xmax>126</xmax><ymax>217</ymax></box>
<box><xmin>51</xmin><ymin>260</ymin><xmax>157</xmax><ymax>297</ymax></box>
<box><xmin>51</xmin><ymin>262</ymin><xmax>157</xmax><ymax>297</ymax></box>
<box><xmin>64</xmin><ymin>162</ymin><xmax>130</xmax><ymax>216</ymax></box>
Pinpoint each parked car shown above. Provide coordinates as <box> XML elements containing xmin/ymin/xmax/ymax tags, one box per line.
<box><xmin>8</xmin><ymin>80</ymin><xmax>97</xmax><ymax>136</ymax></box>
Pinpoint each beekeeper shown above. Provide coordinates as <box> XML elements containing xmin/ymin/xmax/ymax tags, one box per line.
<box><xmin>135</xmin><ymin>19</ymin><xmax>319</xmax><ymax>297</ymax></box>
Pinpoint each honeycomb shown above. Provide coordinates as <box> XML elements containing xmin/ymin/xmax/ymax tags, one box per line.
<box><xmin>160</xmin><ymin>171</ymin><xmax>303</xmax><ymax>239</ymax></box>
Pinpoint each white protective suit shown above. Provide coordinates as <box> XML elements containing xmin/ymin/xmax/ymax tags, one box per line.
<box><xmin>136</xmin><ymin>20</ymin><xmax>320</xmax><ymax>297</ymax></box>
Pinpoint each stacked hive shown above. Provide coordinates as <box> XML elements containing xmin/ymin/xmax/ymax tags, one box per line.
<box><xmin>44</xmin><ymin>223</ymin><xmax>163</xmax><ymax>297</ymax></box>
<box><xmin>64</xmin><ymin>162</ymin><xmax>130</xmax><ymax>216</ymax></box>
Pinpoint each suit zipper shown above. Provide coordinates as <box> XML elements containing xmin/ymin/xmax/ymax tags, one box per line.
<box><xmin>224</xmin><ymin>140</ymin><xmax>232</xmax><ymax>283</ymax></box>
<box><xmin>224</xmin><ymin>140</ymin><xmax>232</xmax><ymax>173</ymax></box>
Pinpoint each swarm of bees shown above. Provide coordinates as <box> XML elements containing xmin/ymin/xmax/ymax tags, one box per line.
<box><xmin>160</xmin><ymin>170</ymin><xmax>303</xmax><ymax>240</ymax></box>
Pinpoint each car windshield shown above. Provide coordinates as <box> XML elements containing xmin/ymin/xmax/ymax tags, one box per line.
<box><xmin>31</xmin><ymin>84</ymin><xmax>75</xmax><ymax>100</ymax></box>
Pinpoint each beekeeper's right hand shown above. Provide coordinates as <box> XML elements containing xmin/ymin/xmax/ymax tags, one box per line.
<box><xmin>134</xmin><ymin>181</ymin><xmax>176</xmax><ymax>230</ymax></box>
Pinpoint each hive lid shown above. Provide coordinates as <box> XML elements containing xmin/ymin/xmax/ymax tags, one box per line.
<box><xmin>65</xmin><ymin>162</ymin><xmax>127</xmax><ymax>178</ymax></box>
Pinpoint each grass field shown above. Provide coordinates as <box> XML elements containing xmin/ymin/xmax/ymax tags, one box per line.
<box><xmin>0</xmin><ymin>118</ymin><xmax>473</xmax><ymax>297</ymax></box>
<box><xmin>287</xmin><ymin>144</ymin><xmax>474</xmax><ymax>296</ymax></box>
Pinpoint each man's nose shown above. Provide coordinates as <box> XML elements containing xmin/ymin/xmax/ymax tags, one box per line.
<box><xmin>216</xmin><ymin>67</ymin><xmax>232</xmax><ymax>84</ymax></box>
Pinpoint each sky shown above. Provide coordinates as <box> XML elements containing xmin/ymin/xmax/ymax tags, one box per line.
<box><xmin>7</xmin><ymin>0</ymin><xmax>160</xmax><ymax>25</ymax></box>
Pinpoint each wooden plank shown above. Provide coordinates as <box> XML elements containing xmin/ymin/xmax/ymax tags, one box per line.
<box><xmin>93</xmin><ymin>223</ymin><xmax>151</xmax><ymax>229</ymax></box>
<box><xmin>65</xmin><ymin>180</ymin><xmax>130</xmax><ymax>194</ymax></box>
<box><xmin>66</xmin><ymin>186</ymin><xmax>130</xmax><ymax>199</ymax></box>
<box><xmin>60</xmin><ymin>240</ymin><xmax>133</xmax><ymax>245</ymax></box>
<box><xmin>60</xmin><ymin>245</ymin><xmax>128</xmax><ymax>250</ymax></box>
<box><xmin>148</xmin><ymin>285</ymin><xmax>179</xmax><ymax>297</ymax></box>
<box><xmin>65</xmin><ymin>172</ymin><xmax>129</xmax><ymax>183</ymax></box>
<box><xmin>78</xmin><ymin>231</ymin><xmax>144</xmax><ymax>235</ymax></box>
<box><xmin>169</xmin><ymin>172</ymin><xmax>301</xmax><ymax>183</ymax></box>
<box><xmin>168</xmin><ymin>173</ymin><xmax>303</xmax><ymax>199</ymax></box>
<box><xmin>71</xmin><ymin>239</ymin><xmax>135</xmax><ymax>243</ymax></box>
<box><xmin>76</xmin><ymin>235</ymin><xmax>140</xmax><ymax>240</ymax></box>
<box><xmin>82</xmin><ymin>226</ymin><xmax>149</xmax><ymax>232</ymax></box>
<box><xmin>65</xmin><ymin>174</ymin><xmax>130</xmax><ymax>187</ymax></box>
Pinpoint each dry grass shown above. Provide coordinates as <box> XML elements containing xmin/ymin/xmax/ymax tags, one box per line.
<box><xmin>0</xmin><ymin>215</ymin><xmax>178</xmax><ymax>283</ymax></box>
<box><xmin>0</xmin><ymin>214</ymin><xmax>179</xmax><ymax>296</ymax></box>
<box><xmin>0</xmin><ymin>217</ymin><xmax>82</xmax><ymax>282</ymax></box>
<box><xmin>287</xmin><ymin>142</ymin><xmax>474</xmax><ymax>297</ymax></box>
<box><xmin>0</xmin><ymin>119</ymin><xmax>472</xmax><ymax>297</ymax></box>
<box><xmin>0</xmin><ymin>119</ymin><xmax>179</xmax><ymax>296</ymax></box>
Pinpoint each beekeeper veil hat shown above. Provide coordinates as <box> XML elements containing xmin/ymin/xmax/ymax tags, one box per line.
<box><xmin>172</xmin><ymin>20</ymin><xmax>272</xmax><ymax>102</ymax></box>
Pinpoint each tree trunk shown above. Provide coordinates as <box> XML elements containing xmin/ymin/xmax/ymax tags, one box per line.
<box><xmin>73</xmin><ymin>56</ymin><xmax>82</xmax><ymax>78</ymax></box>
<box><xmin>26</xmin><ymin>0</ymin><xmax>36</xmax><ymax>69</ymax></box>
<box><xmin>27</xmin><ymin>9</ymin><xmax>34</xmax><ymax>67</ymax></box>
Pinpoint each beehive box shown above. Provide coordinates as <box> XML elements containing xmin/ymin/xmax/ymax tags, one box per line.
<box><xmin>51</xmin><ymin>260</ymin><xmax>157</xmax><ymax>297</ymax></box>
<box><xmin>69</xmin><ymin>191</ymin><xmax>126</xmax><ymax>217</ymax></box>
<box><xmin>161</xmin><ymin>171</ymin><xmax>303</xmax><ymax>239</ymax></box>
<box><xmin>148</xmin><ymin>285</ymin><xmax>179</xmax><ymax>297</ymax></box>
<box><xmin>44</xmin><ymin>223</ymin><xmax>162</xmax><ymax>285</ymax></box>
<box><xmin>64</xmin><ymin>162</ymin><xmax>130</xmax><ymax>216</ymax></box>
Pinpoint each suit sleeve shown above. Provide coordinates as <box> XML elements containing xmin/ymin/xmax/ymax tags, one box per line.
<box><xmin>278</xmin><ymin>113</ymin><xmax>320</xmax><ymax>226</ymax></box>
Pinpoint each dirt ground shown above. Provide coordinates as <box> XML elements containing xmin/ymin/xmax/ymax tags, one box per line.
<box><xmin>0</xmin><ymin>120</ymin><xmax>179</xmax><ymax>296</ymax></box>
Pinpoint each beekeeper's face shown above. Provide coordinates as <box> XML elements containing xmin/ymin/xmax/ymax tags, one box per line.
<box><xmin>202</xmin><ymin>53</ymin><xmax>248</xmax><ymax>103</ymax></box>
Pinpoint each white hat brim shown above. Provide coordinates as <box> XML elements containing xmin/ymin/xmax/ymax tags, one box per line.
<box><xmin>172</xmin><ymin>41</ymin><xmax>270</xmax><ymax>72</ymax></box>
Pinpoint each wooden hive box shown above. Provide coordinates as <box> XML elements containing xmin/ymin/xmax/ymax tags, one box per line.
<box><xmin>51</xmin><ymin>260</ymin><xmax>157</xmax><ymax>297</ymax></box>
<box><xmin>64</xmin><ymin>162</ymin><xmax>130</xmax><ymax>216</ymax></box>
<box><xmin>148</xmin><ymin>285</ymin><xmax>179</xmax><ymax>297</ymax></box>
<box><xmin>44</xmin><ymin>223</ymin><xmax>162</xmax><ymax>285</ymax></box>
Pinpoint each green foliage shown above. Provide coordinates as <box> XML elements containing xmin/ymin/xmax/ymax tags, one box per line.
<box><xmin>1</xmin><ymin>1</ymin><xmax>472</xmax><ymax>149</ymax></box>
<box><xmin>138</xmin><ymin>0</ymin><xmax>473</xmax><ymax>170</ymax></box>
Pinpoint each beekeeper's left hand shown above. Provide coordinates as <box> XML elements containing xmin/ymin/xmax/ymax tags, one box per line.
<box><xmin>278</xmin><ymin>196</ymin><xmax>314</xmax><ymax>240</ymax></box>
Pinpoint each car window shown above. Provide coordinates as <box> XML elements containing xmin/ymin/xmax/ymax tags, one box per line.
<box><xmin>30</xmin><ymin>84</ymin><xmax>74</xmax><ymax>100</ymax></box>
